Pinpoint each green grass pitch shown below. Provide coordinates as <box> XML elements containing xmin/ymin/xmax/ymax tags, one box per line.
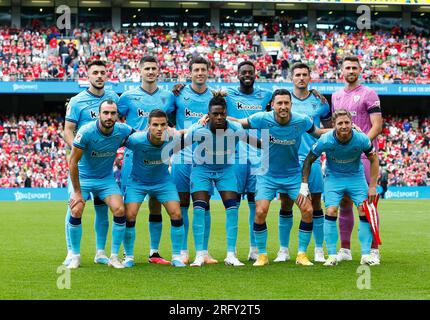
<box><xmin>0</xmin><ymin>200</ymin><xmax>429</xmax><ymax>300</ymax></box>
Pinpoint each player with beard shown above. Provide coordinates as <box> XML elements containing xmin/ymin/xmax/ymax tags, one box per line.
<box><xmin>66</xmin><ymin>100</ymin><xmax>133</xmax><ymax>269</ymax></box>
<box><xmin>63</xmin><ymin>60</ymin><xmax>119</xmax><ymax>266</ymax></box>
<box><xmin>332</xmin><ymin>56</ymin><xmax>383</xmax><ymax>263</ymax></box>
<box><xmin>225</xmin><ymin>61</ymin><xmax>272</xmax><ymax>261</ymax></box>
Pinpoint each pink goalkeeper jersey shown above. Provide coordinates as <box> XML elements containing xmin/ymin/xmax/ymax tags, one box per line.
<box><xmin>332</xmin><ymin>84</ymin><xmax>381</xmax><ymax>151</ymax></box>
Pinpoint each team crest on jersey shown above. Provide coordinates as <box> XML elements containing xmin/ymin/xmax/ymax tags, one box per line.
<box><xmin>161</xmin><ymin>97</ymin><xmax>166</xmax><ymax>105</ymax></box>
<box><xmin>311</xmin><ymin>103</ymin><xmax>317</xmax><ymax>110</ymax></box>
<box><xmin>353</xmin><ymin>95</ymin><xmax>361</xmax><ymax>103</ymax></box>
<box><xmin>75</xmin><ymin>133</ymin><xmax>82</xmax><ymax>143</ymax></box>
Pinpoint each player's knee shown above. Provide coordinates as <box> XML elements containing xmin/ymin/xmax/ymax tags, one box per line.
<box><xmin>169</xmin><ymin>208</ymin><xmax>182</xmax><ymax>220</ymax></box>
<box><xmin>301</xmin><ymin>205</ymin><xmax>313</xmax><ymax>221</ymax></box>
<box><xmin>326</xmin><ymin>207</ymin><xmax>338</xmax><ymax>217</ymax></box>
<box><xmin>70</xmin><ymin>203</ymin><xmax>84</xmax><ymax>218</ymax></box>
<box><xmin>112</xmin><ymin>205</ymin><xmax>125</xmax><ymax>217</ymax></box>
<box><xmin>255</xmin><ymin>206</ymin><xmax>268</xmax><ymax>220</ymax></box>
<box><xmin>222</xmin><ymin>198</ymin><xmax>237</xmax><ymax>210</ymax></box>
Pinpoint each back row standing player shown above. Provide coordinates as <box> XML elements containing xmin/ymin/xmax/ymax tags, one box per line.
<box><xmin>332</xmin><ymin>56</ymin><xmax>383</xmax><ymax>263</ymax></box>
<box><xmin>225</xmin><ymin>61</ymin><xmax>272</xmax><ymax>261</ymax></box>
<box><xmin>118</xmin><ymin>55</ymin><xmax>175</xmax><ymax>265</ymax></box>
<box><xmin>63</xmin><ymin>60</ymin><xmax>119</xmax><ymax>266</ymax></box>
<box><xmin>171</xmin><ymin>57</ymin><xmax>218</xmax><ymax>264</ymax></box>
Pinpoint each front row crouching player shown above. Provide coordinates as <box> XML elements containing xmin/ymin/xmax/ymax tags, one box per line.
<box><xmin>301</xmin><ymin>109</ymin><xmax>380</xmax><ymax>266</ymax></box>
<box><xmin>188</xmin><ymin>91</ymin><xmax>262</xmax><ymax>267</ymax></box>
<box><xmin>67</xmin><ymin>100</ymin><xmax>134</xmax><ymax>269</ymax></box>
<box><xmin>230</xmin><ymin>89</ymin><xmax>330</xmax><ymax>267</ymax></box>
<box><xmin>122</xmin><ymin>109</ymin><xmax>186</xmax><ymax>267</ymax></box>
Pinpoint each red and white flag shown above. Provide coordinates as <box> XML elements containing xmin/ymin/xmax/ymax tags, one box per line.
<box><xmin>362</xmin><ymin>194</ymin><xmax>382</xmax><ymax>245</ymax></box>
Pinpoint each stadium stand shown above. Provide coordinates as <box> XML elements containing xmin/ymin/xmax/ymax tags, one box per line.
<box><xmin>0</xmin><ymin>113</ymin><xmax>428</xmax><ymax>188</ymax></box>
<box><xmin>1</xmin><ymin>26</ymin><xmax>430</xmax><ymax>83</ymax></box>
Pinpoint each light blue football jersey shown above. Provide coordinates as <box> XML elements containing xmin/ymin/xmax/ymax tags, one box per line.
<box><xmin>248</xmin><ymin>111</ymin><xmax>314</xmax><ymax>177</ymax></box>
<box><xmin>118</xmin><ymin>86</ymin><xmax>175</xmax><ymax>130</ymax></box>
<box><xmin>65</xmin><ymin>89</ymin><xmax>120</xmax><ymax>130</ymax></box>
<box><xmin>226</xmin><ymin>86</ymin><xmax>272</xmax><ymax>162</ymax></box>
<box><xmin>173</xmin><ymin>85</ymin><xmax>214</xmax><ymax>164</ymax></box>
<box><xmin>311</xmin><ymin>130</ymin><xmax>374</xmax><ymax>177</ymax></box>
<box><xmin>291</xmin><ymin>93</ymin><xmax>331</xmax><ymax>161</ymax></box>
<box><xmin>186</xmin><ymin>121</ymin><xmax>247</xmax><ymax>170</ymax></box>
<box><xmin>73</xmin><ymin>121</ymin><xmax>133</xmax><ymax>179</ymax></box>
<box><xmin>125</xmin><ymin>131</ymin><xmax>180</xmax><ymax>184</ymax></box>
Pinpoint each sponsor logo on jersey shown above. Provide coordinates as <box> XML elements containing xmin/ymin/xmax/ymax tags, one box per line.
<box><xmin>144</xmin><ymin>159</ymin><xmax>164</xmax><ymax>165</ymax></box>
<box><xmin>269</xmin><ymin>135</ymin><xmax>296</xmax><ymax>145</ymax></box>
<box><xmin>185</xmin><ymin>108</ymin><xmax>204</xmax><ymax>118</ymax></box>
<box><xmin>90</xmin><ymin>110</ymin><xmax>98</xmax><ymax>119</ymax></box>
<box><xmin>75</xmin><ymin>133</ymin><xmax>82</xmax><ymax>143</ymax></box>
<box><xmin>353</xmin><ymin>95</ymin><xmax>361</xmax><ymax>103</ymax></box>
<box><xmin>137</xmin><ymin>108</ymin><xmax>150</xmax><ymax>117</ymax></box>
<box><xmin>329</xmin><ymin>156</ymin><xmax>357</xmax><ymax>164</ymax></box>
<box><xmin>91</xmin><ymin>151</ymin><xmax>116</xmax><ymax>157</ymax></box>
<box><xmin>236</xmin><ymin>102</ymin><xmax>262</xmax><ymax>111</ymax></box>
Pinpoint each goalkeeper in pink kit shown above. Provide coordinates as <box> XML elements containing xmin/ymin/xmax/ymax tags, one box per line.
<box><xmin>331</xmin><ymin>56</ymin><xmax>383</xmax><ymax>263</ymax></box>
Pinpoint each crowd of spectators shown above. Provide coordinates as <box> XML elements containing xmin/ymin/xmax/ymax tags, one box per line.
<box><xmin>0</xmin><ymin>112</ymin><xmax>429</xmax><ymax>189</ymax></box>
<box><xmin>1</xmin><ymin>25</ymin><xmax>430</xmax><ymax>83</ymax></box>
<box><xmin>378</xmin><ymin>116</ymin><xmax>430</xmax><ymax>187</ymax></box>
<box><xmin>0</xmin><ymin>113</ymin><xmax>68</xmax><ymax>188</ymax></box>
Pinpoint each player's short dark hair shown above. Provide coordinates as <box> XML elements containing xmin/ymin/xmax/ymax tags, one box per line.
<box><xmin>237</xmin><ymin>60</ymin><xmax>255</xmax><ymax>72</ymax></box>
<box><xmin>87</xmin><ymin>60</ymin><xmax>106</xmax><ymax>69</ymax></box>
<box><xmin>333</xmin><ymin>108</ymin><xmax>352</xmax><ymax>122</ymax></box>
<box><xmin>271</xmin><ymin>89</ymin><xmax>292</xmax><ymax>102</ymax></box>
<box><xmin>189</xmin><ymin>56</ymin><xmax>210</xmax><ymax>71</ymax></box>
<box><xmin>139</xmin><ymin>55</ymin><xmax>158</xmax><ymax>66</ymax></box>
<box><xmin>148</xmin><ymin>109</ymin><xmax>168</xmax><ymax>123</ymax></box>
<box><xmin>343</xmin><ymin>56</ymin><xmax>360</xmax><ymax>65</ymax></box>
<box><xmin>208</xmin><ymin>90</ymin><xmax>227</xmax><ymax>112</ymax></box>
<box><xmin>291</xmin><ymin>62</ymin><xmax>310</xmax><ymax>75</ymax></box>
<box><xmin>99</xmin><ymin>99</ymin><xmax>117</xmax><ymax>112</ymax></box>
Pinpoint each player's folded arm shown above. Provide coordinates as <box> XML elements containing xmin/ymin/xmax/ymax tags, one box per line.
<box><xmin>301</xmin><ymin>151</ymin><xmax>319</xmax><ymax>183</ymax></box>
